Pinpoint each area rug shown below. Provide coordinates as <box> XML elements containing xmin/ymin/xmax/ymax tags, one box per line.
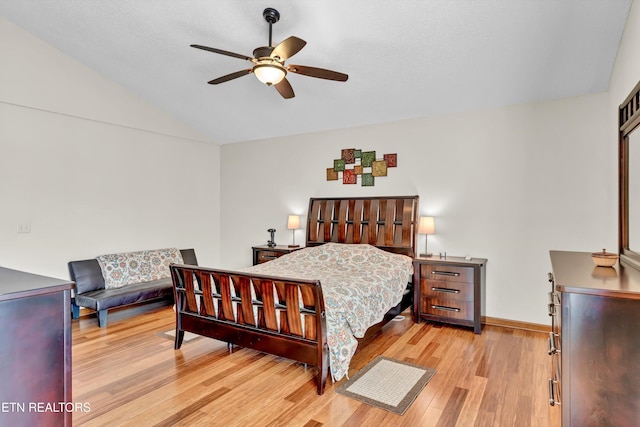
<box><xmin>336</xmin><ymin>356</ymin><xmax>436</xmax><ymax>415</ymax></box>
<box><xmin>158</xmin><ymin>329</ymin><xmax>201</xmax><ymax>343</ymax></box>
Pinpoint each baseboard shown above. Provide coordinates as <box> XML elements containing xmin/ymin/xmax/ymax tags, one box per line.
<box><xmin>482</xmin><ymin>316</ymin><xmax>550</xmax><ymax>334</ymax></box>
<box><xmin>77</xmin><ymin>307</ymin><xmax>91</xmax><ymax>318</ymax></box>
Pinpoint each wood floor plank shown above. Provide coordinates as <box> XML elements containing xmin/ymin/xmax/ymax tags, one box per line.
<box><xmin>71</xmin><ymin>305</ymin><xmax>550</xmax><ymax>426</ymax></box>
<box><xmin>416</xmin><ymin>406</ymin><xmax>444</xmax><ymax>427</ymax></box>
<box><xmin>454</xmin><ymin>375</ymin><xmax>487</xmax><ymax>426</ymax></box>
<box><xmin>436</xmin><ymin>386</ymin><xmax>468</xmax><ymax>427</ymax></box>
<box><xmin>150</xmin><ymin>386</ymin><xmax>232</xmax><ymax>427</ymax></box>
<box><xmin>307</xmin><ymin>393</ymin><xmax>362</xmax><ymax>426</ymax></box>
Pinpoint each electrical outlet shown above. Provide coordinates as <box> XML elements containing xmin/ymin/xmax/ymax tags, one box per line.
<box><xmin>17</xmin><ymin>223</ymin><xmax>31</xmax><ymax>233</ymax></box>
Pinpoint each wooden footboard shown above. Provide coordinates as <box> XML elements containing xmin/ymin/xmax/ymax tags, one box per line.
<box><xmin>170</xmin><ymin>264</ymin><xmax>329</xmax><ymax>394</ymax></box>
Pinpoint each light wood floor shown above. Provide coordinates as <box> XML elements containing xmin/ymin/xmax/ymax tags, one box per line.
<box><xmin>72</xmin><ymin>303</ymin><xmax>551</xmax><ymax>426</ymax></box>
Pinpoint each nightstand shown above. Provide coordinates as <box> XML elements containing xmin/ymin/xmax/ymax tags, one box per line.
<box><xmin>252</xmin><ymin>245</ymin><xmax>302</xmax><ymax>265</ymax></box>
<box><xmin>413</xmin><ymin>256</ymin><xmax>487</xmax><ymax>334</ymax></box>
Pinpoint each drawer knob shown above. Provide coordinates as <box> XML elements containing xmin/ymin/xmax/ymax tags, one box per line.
<box><xmin>432</xmin><ymin>271</ymin><xmax>460</xmax><ymax>277</ymax></box>
<box><xmin>261</xmin><ymin>255</ymin><xmax>277</xmax><ymax>260</ymax></box>
<box><xmin>431</xmin><ymin>287</ymin><xmax>460</xmax><ymax>294</ymax></box>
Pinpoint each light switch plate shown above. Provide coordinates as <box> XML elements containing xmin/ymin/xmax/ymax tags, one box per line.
<box><xmin>17</xmin><ymin>223</ymin><xmax>31</xmax><ymax>233</ymax></box>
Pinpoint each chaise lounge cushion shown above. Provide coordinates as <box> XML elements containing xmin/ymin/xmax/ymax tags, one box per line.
<box><xmin>74</xmin><ymin>277</ymin><xmax>173</xmax><ymax>312</ymax></box>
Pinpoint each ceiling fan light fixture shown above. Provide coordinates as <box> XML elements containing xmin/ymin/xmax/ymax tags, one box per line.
<box><xmin>191</xmin><ymin>7</ymin><xmax>348</xmax><ymax>97</ymax></box>
<box><xmin>253</xmin><ymin>62</ymin><xmax>286</xmax><ymax>86</ymax></box>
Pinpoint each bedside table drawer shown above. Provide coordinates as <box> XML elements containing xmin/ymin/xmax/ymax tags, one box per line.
<box><xmin>252</xmin><ymin>245</ymin><xmax>301</xmax><ymax>265</ymax></box>
<box><xmin>420</xmin><ymin>298</ymin><xmax>473</xmax><ymax>321</ymax></box>
<box><xmin>421</xmin><ymin>265</ymin><xmax>474</xmax><ymax>283</ymax></box>
<box><xmin>422</xmin><ymin>279</ymin><xmax>473</xmax><ymax>301</ymax></box>
<box><xmin>256</xmin><ymin>251</ymin><xmax>281</xmax><ymax>264</ymax></box>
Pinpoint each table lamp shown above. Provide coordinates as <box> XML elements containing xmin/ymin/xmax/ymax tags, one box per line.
<box><xmin>287</xmin><ymin>215</ymin><xmax>301</xmax><ymax>248</ymax></box>
<box><xmin>418</xmin><ymin>216</ymin><xmax>435</xmax><ymax>257</ymax></box>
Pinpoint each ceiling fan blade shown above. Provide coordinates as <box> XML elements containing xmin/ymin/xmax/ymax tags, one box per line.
<box><xmin>207</xmin><ymin>69</ymin><xmax>253</xmax><ymax>85</ymax></box>
<box><xmin>275</xmin><ymin>78</ymin><xmax>295</xmax><ymax>99</ymax></box>
<box><xmin>287</xmin><ymin>65</ymin><xmax>348</xmax><ymax>82</ymax></box>
<box><xmin>191</xmin><ymin>44</ymin><xmax>253</xmax><ymax>61</ymax></box>
<box><xmin>270</xmin><ymin>36</ymin><xmax>306</xmax><ymax>61</ymax></box>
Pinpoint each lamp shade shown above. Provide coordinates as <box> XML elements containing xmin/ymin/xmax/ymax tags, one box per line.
<box><xmin>287</xmin><ymin>215</ymin><xmax>301</xmax><ymax>230</ymax></box>
<box><xmin>254</xmin><ymin>63</ymin><xmax>286</xmax><ymax>85</ymax></box>
<box><xmin>418</xmin><ymin>216</ymin><xmax>435</xmax><ymax>235</ymax></box>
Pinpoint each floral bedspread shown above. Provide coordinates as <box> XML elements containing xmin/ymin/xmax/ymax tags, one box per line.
<box><xmin>243</xmin><ymin>243</ymin><xmax>413</xmax><ymax>381</ymax></box>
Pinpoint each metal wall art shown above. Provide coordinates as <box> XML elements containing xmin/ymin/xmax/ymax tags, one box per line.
<box><xmin>326</xmin><ymin>149</ymin><xmax>397</xmax><ymax>186</ymax></box>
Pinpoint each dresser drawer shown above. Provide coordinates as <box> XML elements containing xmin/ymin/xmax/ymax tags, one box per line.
<box><xmin>421</xmin><ymin>279</ymin><xmax>473</xmax><ymax>301</ymax></box>
<box><xmin>420</xmin><ymin>297</ymin><xmax>473</xmax><ymax>322</ymax></box>
<box><xmin>420</xmin><ymin>264</ymin><xmax>474</xmax><ymax>283</ymax></box>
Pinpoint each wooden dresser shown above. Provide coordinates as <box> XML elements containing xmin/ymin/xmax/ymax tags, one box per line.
<box><xmin>413</xmin><ymin>256</ymin><xmax>487</xmax><ymax>334</ymax></box>
<box><xmin>0</xmin><ymin>267</ymin><xmax>74</xmax><ymax>427</ymax></box>
<box><xmin>549</xmin><ymin>250</ymin><xmax>640</xmax><ymax>427</ymax></box>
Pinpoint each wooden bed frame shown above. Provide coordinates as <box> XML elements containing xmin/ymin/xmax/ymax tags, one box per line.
<box><xmin>170</xmin><ymin>195</ymin><xmax>418</xmax><ymax>394</ymax></box>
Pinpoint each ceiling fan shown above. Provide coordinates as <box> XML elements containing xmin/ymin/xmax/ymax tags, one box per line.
<box><xmin>191</xmin><ymin>7</ymin><xmax>348</xmax><ymax>99</ymax></box>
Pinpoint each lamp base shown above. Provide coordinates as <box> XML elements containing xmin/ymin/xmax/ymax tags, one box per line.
<box><xmin>419</xmin><ymin>253</ymin><xmax>433</xmax><ymax>258</ymax></box>
<box><xmin>288</xmin><ymin>244</ymin><xmax>300</xmax><ymax>248</ymax></box>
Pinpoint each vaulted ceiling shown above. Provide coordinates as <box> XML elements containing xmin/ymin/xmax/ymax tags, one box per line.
<box><xmin>0</xmin><ymin>1</ymin><xmax>632</xmax><ymax>144</ymax></box>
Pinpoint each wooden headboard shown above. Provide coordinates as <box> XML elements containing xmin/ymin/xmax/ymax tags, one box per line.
<box><xmin>306</xmin><ymin>196</ymin><xmax>419</xmax><ymax>258</ymax></box>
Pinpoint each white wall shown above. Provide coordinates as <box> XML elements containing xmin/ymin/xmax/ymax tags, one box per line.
<box><xmin>221</xmin><ymin>93</ymin><xmax>612</xmax><ymax>325</ymax></box>
<box><xmin>5</xmin><ymin>1</ymin><xmax>639</xmax><ymax>326</ymax></box>
<box><xmin>0</xmin><ymin>17</ymin><xmax>222</xmax><ymax>279</ymax></box>
<box><xmin>610</xmin><ymin>1</ymin><xmax>640</xmax><ymax>123</ymax></box>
